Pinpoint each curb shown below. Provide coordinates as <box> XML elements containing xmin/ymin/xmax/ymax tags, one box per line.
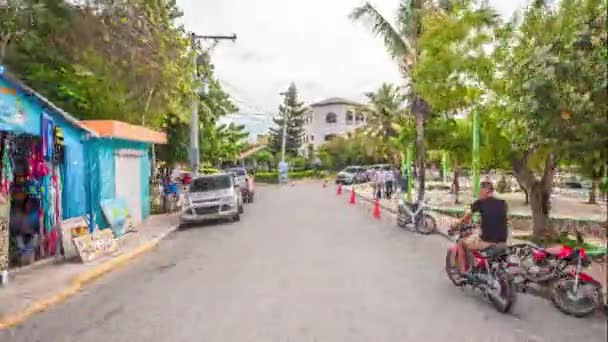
<box><xmin>0</xmin><ymin>225</ymin><xmax>177</xmax><ymax>329</ymax></box>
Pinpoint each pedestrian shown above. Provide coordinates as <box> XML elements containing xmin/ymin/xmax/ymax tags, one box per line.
<box><xmin>384</xmin><ymin>167</ymin><xmax>395</xmax><ymax>199</ymax></box>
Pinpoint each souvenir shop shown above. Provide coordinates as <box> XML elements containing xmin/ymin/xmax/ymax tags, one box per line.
<box><xmin>0</xmin><ymin>123</ymin><xmax>63</xmax><ymax>267</ymax></box>
<box><xmin>0</xmin><ymin>69</ymin><xmax>86</xmax><ymax>275</ymax></box>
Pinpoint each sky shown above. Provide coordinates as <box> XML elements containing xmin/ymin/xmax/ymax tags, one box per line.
<box><xmin>177</xmin><ymin>0</ymin><xmax>529</xmax><ymax>139</ymax></box>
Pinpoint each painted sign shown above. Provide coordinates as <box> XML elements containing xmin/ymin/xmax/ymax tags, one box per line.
<box><xmin>72</xmin><ymin>228</ymin><xmax>118</xmax><ymax>263</ymax></box>
<box><xmin>0</xmin><ymin>79</ymin><xmax>41</xmax><ymax>135</ymax></box>
<box><xmin>61</xmin><ymin>216</ymin><xmax>90</xmax><ymax>259</ymax></box>
<box><xmin>100</xmin><ymin>197</ymin><xmax>130</xmax><ymax>237</ymax></box>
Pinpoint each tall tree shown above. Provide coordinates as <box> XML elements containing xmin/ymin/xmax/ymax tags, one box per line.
<box><xmin>358</xmin><ymin>83</ymin><xmax>407</xmax><ymax>164</ymax></box>
<box><xmin>269</xmin><ymin>82</ymin><xmax>306</xmax><ymax>157</ymax></box>
<box><xmin>490</xmin><ymin>0</ymin><xmax>607</xmax><ymax>239</ymax></box>
<box><xmin>351</xmin><ymin>0</ymin><xmax>454</xmax><ymax>202</ymax></box>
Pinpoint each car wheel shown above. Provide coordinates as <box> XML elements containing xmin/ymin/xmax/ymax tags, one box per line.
<box><xmin>233</xmin><ymin>214</ymin><xmax>240</xmax><ymax>222</ymax></box>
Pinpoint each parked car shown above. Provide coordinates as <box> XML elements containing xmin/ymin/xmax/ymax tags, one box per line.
<box><xmin>180</xmin><ymin>173</ymin><xmax>243</xmax><ymax>225</ymax></box>
<box><xmin>336</xmin><ymin>166</ymin><xmax>366</xmax><ymax>185</ymax></box>
<box><xmin>227</xmin><ymin>167</ymin><xmax>255</xmax><ymax>203</ymax></box>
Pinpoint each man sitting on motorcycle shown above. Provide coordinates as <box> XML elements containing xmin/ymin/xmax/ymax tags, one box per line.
<box><xmin>449</xmin><ymin>181</ymin><xmax>508</xmax><ymax>276</ymax></box>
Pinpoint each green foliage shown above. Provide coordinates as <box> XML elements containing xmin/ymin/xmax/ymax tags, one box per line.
<box><xmin>4</xmin><ymin>0</ymin><xmax>194</xmax><ymax>126</ymax></box>
<box><xmin>269</xmin><ymin>82</ymin><xmax>307</xmax><ymax>155</ymax></box>
<box><xmin>316</xmin><ymin>129</ymin><xmax>386</xmax><ymax>170</ymax></box>
<box><xmin>357</xmin><ymin>83</ymin><xmax>407</xmax><ymax>163</ymax></box>
<box><xmin>490</xmin><ymin>0</ymin><xmax>607</xmax><ymax>158</ymax></box>
<box><xmin>2</xmin><ymin>0</ymin><xmax>246</xmax><ymax>168</ymax></box>
<box><xmin>254</xmin><ymin>170</ymin><xmax>322</xmax><ymax>184</ymax></box>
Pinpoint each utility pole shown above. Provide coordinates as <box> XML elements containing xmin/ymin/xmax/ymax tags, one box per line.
<box><xmin>279</xmin><ymin>91</ymin><xmax>289</xmax><ymax>163</ymax></box>
<box><xmin>189</xmin><ymin>33</ymin><xmax>236</xmax><ymax>175</ymax></box>
<box><xmin>472</xmin><ymin>110</ymin><xmax>480</xmax><ymax>199</ymax></box>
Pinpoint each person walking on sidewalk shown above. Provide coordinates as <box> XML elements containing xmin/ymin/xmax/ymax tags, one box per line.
<box><xmin>383</xmin><ymin>166</ymin><xmax>395</xmax><ymax>199</ymax></box>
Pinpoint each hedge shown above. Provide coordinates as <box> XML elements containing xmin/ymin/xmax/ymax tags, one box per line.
<box><xmin>254</xmin><ymin>170</ymin><xmax>324</xmax><ymax>183</ymax></box>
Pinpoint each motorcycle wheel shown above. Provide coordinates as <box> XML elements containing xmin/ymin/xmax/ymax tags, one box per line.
<box><xmin>488</xmin><ymin>270</ymin><xmax>516</xmax><ymax>314</ymax></box>
<box><xmin>551</xmin><ymin>278</ymin><xmax>601</xmax><ymax>317</ymax></box>
<box><xmin>445</xmin><ymin>250</ymin><xmax>464</xmax><ymax>287</ymax></box>
<box><xmin>396</xmin><ymin>208</ymin><xmax>409</xmax><ymax>228</ymax></box>
<box><xmin>416</xmin><ymin>214</ymin><xmax>437</xmax><ymax>235</ymax></box>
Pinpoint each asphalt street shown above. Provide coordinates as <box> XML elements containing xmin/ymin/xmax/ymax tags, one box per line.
<box><xmin>2</xmin><ymin>183</ymin><xmax>606</xmax><ymax>342</ymax></box>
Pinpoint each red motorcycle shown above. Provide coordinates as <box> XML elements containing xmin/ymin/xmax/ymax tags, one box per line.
<box><xmin>509</xmin><ymin>235</ymin><xmax>603</xmax><ymax>317</ymax></box>
<box><xmin>445</xmin><ymin>224</ymin><xmax>516</xmax><ymax>313</ymax></box>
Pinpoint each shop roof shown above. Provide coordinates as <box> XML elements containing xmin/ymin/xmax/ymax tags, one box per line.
<box><xmin>0</xmin><ymin>66</ymin><xmax>98</xmax><ymax>137</ymax></box>
<box><xmin>81</xmin><ymin>120</ymin><xmax>167</xmax><ymax>144</ymax></box>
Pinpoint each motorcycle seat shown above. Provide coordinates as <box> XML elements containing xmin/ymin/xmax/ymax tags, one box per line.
<box><xmin>480</xmin><ymin>244</ymin><xmax>508</xmax><ymax>258</ymax></box>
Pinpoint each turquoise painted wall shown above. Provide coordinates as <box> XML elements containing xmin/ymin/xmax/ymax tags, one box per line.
<box><xmin>87</xmin><ymin>138</ymin><xmax>152</xmax><ymax>229</ymax></box>
<box><xmin>51</xmin><ymin>114</ymin><xmax>89</xmax><ymax>219</ymax></box>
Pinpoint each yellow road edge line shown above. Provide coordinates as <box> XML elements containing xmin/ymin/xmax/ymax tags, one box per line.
<box><xmin>0</xmin><ymin>238</ymin><xmax>162</xmax><ymax>329</ymax></box>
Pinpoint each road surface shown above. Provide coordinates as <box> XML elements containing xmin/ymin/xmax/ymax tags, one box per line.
<box><xmin>2</xmin><ymin>183</ymin><xmax>606</xmax><ymax>341</ymax></box>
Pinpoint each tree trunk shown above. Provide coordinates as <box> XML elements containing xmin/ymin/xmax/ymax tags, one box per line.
<box><xmin>529</xmin><ymin>182</ymin><xmax>552</xmax><ymax>240</ymax></box>
<box><xmin>513</xmin><ymin>152</ymin><xmax>558</xmax><ymax>241</ymax></box>
<box><xmin>516</xmin><ymin>177</ymin><xmax>529</xmax><ymax>205</ymax></box>
<box><xmin>414</xmin><ymin>110</ymin><xmax>425</xmax><ymax>202</ymax></box>
<box><xmin>588</xmin><ymin>178</ymin><xmax>598</xmax><ymax>204</ymax></box>
<box><xmin>453</xmin><ymin>167</ymin><xmax>460</xmax><ymax>204</ymax></box>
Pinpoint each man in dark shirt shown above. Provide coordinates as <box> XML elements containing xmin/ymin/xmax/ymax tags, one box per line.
<box><xmin>449</xmin><ymin>181</ymin><xmax>508</xmax><ymax>274</ymax></box>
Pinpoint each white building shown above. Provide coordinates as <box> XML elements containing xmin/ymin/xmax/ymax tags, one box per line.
<box><xmin>302</xmin><ymin>97</ymin><xmax>366</xmax><ymax>153</ymax></box>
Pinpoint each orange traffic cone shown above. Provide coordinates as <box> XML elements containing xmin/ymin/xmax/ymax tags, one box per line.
<box><xmin>337</xmin><ymin>184</ymin><xmax>343</xmax><ymax>195</ymax></box>
<box><xmin>323</xmin><ymin>180</ymin><xmax>328</xmax><ymax>188</ymax></box>
<box><xmin>373</xmin><ymin>199</ymin><xmax>381</xmax><ymax>219</ymax></box>
<box><xmin>349</xmin><ymin>188</ymin><xmax>356</xmax><ymax>204</ymax></box>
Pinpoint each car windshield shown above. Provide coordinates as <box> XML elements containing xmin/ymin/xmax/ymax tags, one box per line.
<box><xmin>229</xmin><ymin>168</ymin><xmax>247</xmax><ymax>176</ymax></box>
<box><xmin>344</xmin><ymin>167</ymin><xmax>359</xmax><ymax>173</ymax></box>
<box><xmin>190</xmin><ymin>175</ymin><xmax>232</xmax><ymax>192</ymax></box>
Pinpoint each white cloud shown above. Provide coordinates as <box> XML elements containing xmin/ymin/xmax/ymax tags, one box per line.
<box><xmin>177</xmin><ymin>0</ymin><xmax>528</xmax><ymax>120</ymax></box>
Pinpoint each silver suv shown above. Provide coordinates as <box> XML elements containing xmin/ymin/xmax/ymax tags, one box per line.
<box><xmin>180</xmin><ymin>173</ymin><xmax>244</xmax><ymax>225</ymax></box>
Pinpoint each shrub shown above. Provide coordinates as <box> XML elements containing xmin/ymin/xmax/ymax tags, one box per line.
<box><xmin>254</xmin><ymin>170</ymin><xmax>322</xmax><ymax>183</ymax></box>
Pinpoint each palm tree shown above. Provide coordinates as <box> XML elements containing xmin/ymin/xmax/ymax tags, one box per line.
<box><xmin>358</xmin><ymin>83</ymin><xmax>407</xmax><ymax>163</ymax></box>
<box><xmin>350</xmin><ymin>1</ymin><xmax>451</xmax><ymax>201</ymax></box>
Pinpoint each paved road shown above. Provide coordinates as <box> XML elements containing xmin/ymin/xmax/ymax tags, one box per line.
<box><xmin>2</xmin><ymin>183</ymin><xmax>606</xmax><ymax>341</ymax></box>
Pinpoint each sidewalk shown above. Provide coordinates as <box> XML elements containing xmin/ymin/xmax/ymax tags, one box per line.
<box><xmin>0</xmin><ymin>214</ymin><xmax>178</xmax><ymax>328</ymax></box>
<box><xmin>342</xmin><ymin>184</ymin><xmax>607</xmax><ymax>293</ymax></box>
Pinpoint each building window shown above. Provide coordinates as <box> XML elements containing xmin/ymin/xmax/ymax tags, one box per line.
<box><xmin>324</xmin><ymin>134</ymin><xmax>336</xmax><ymax>141</ymax></box>
<box><xmin>325</xmin><ymin>112</ymin><xmax>337</xmax><ymax>123</ymax></box>
<box><xmin>355</xmin><ymin>112</ymin><xmax>365</xmax><ymax>123</ymax></box>
<box><xmin>310</xmin><ymin>135</ymin><xmax>314</xmax><ymax>141</ymax></box>
<box><xmin>346</xmin><ymin>111</ymin><xmax>354</xmax><ymax>125</ymax></box>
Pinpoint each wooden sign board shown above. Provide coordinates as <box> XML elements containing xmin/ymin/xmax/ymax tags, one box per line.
<box><xmin>73</xmin><ymin>229</ymin><xmax>119</xmax><ymax>263</ymax></box>
<box><xmin>61</xmin><ymin>216</ymin><xmax>90</xmax><ymax>259</ymax></box>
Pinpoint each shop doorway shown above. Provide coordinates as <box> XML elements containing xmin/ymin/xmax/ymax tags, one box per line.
<box><xmin>115</xmin><ymin>150</ymin><xmax>142</xmax><ymax>225</ymax></box>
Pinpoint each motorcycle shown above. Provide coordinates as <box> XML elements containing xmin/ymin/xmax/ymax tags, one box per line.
<box><xmin>508</xmin><ymin>233</ymin><xmax>603</xmax><ymax>317</ymax></box>
<box><xmin>445</xmin><ymin>224</ymin><xmax>516</xmax><ymax>313</ymax></box>
<box><xmin>396</xmin><ymin>199</ymin><xmax>437</xmax><ymax>234</ymax></box>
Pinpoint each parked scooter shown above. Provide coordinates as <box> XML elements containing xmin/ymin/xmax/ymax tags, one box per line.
<box><xmin>445</xmin><ymin>224</ymin><xmax>517</xmax><ymax>313</ymax></box>
<box><xmin>396</xmin><ymin>199</ymin><xmax>437</xmax><ymax>234</ymax></box>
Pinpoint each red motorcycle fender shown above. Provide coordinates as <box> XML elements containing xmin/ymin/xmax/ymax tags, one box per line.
<box><xmin>448</xmin><ymin>245</ymin><xmax>458</xmax><ymax>255</ymax></box>
<box><xmin>567</xmin><ymin>270</ymin><xmax>602</xmax><ymax>287</ymax></box>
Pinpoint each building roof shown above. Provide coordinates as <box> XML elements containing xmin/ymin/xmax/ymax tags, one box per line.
<box><xmin>309</xmin><ymin>97</ymin><xmax>361</xmax><ymax>107</ymax></box>
<box><xmin>0</xmin><ymin>66</ymin><xmax>98</xmax><ymax>137</ymax></box>
<box><xmin>81</xmin><ymin>120</ymin><xmax>167</xmax><ymax>144</ymax></box>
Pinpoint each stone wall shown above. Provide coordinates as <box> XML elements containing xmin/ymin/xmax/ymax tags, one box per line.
<box><xmin>430</xmin><ymin>207</ymin><xmax>607</xmax><ymax>240</ymax></box>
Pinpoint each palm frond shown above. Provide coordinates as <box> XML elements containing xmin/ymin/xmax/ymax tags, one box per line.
<box><xmin>350</xmin><ymin>2</ymin><xmax>412</xmax><ymax>61</ymax></box>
